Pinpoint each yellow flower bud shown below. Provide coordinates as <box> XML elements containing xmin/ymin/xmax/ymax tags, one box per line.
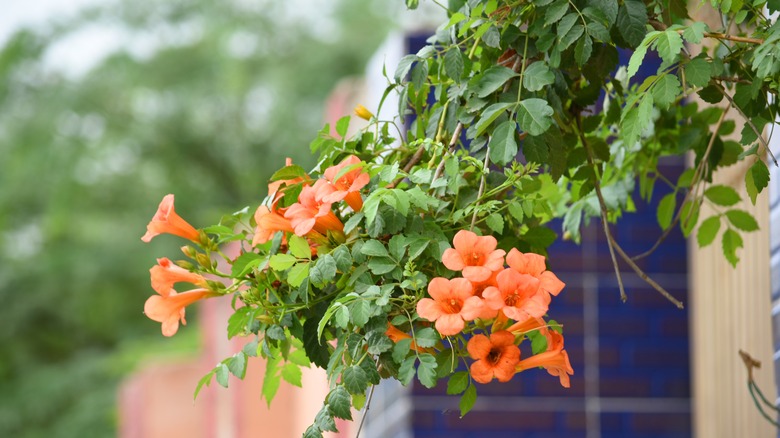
<box><xmin>354</xmin><ymin>104</ymin><xmax>373</xmax><ymax>121</ymax></box>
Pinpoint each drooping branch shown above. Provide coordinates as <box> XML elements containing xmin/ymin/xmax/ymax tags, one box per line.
<box><xmin>715</xmin><ymin>83</ymin><xmax>778</xmax><ymax>166</ymax></box>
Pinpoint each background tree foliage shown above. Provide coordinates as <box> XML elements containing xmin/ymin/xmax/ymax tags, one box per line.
<box><xmin>0</xmin><ymin>0</ymin><xmax>392</xmax><ymax>436</ymax></box>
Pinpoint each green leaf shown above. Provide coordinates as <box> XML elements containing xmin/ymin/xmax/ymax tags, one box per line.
<box><xmin>327</xmin><ymin>386</ymin><xmax>353</xmax><ymax>421</ymax></box>
<box><xmin>545</xmin><ymin>0</ymin><xmax>569</xmax><ymax>25</ymax></box>
<box><xmin>303</xmin><ymin>425</ymin><xmax>323</xmax><ymax>438</ymax></box>
<box><xmin>417</xmin><ymin>354</ymin><xmax>438</xmax><ymax>388</ymax></box>
<box><xmin>231</xmin><ymin>252</ymin><xmax>262</xmax><ymax>277</ymax></box>
<box><xmin>368</xmin><ymin>257</ymin><xmax>396</xmax><ymax>275</ymax></box>
<box><xmin>366</xmin><ymin>331</ymin><xmax>393</xmax><ymax>355</ymax></box>
<box><xmin>216</xmin><ymin>363</ymin><xmax>230</xmax><ymax>388</ymax></box>
<box><xmin>310</xmin><ymin>254</ymin><xmax>337</xmax><ymax>287</ymax></box>
<box><xmin>270</xmin><ymin>164</ymin><xmax>307</xmax><ymax>181</ymax></box>
<box><xmin>652</xmin><ymin>74</ymin><xmax>681</xmax><ymax>109</ymax></box>
<box><xmin>656</xmin><ymin>192</ymin><xmax>676</xmax><ymax>229</ymax></box>
<box><xmin>621</xmin><ymin>95</ymin><xmax>653</xmax><ymax>146</ymax></box>
<box><xmin>414</xmin><ymin>327</ymin><xmax>440</xmax><ymax>348</ymax></box>
<box><xmin>474</xmin><ymin>102</ymin><xmax>514</xmax><ymax>137</ymax></box>
<box><xmin>394</xmin><ymin>54</ymin><xmax>418</xmax><ymax>83</ymax></box>
<box><xmin>704</xmin><ymin>185</ymin><xmax>740</xmax><ymax>206</ymax></box>
<box><xmin>590</xmin><ymin>0</ymin><xmax>618</xmax><ymax>25</ymax></box>
<box><xmin>447</xmin><ymin>371</ymin><xmax>469</xmax><ymax>395</ymax></box>
<box><xmin>489</xmin><ymin>120</ymin><xmax>518</xmax><ymax>165</ymax></box>
<box><xmin>335</xmin><ymin>116</ymin><xmax>350</xmax><ymax>138</ymax></box>
<box><xmin>697</xmin><ymin>215</ymin><xmax>720</xmax><ymax>248</ymax></box>
<box><xmin>522</xmin><ymin>62</ymin><xmax>554</xmax><ymax>92</ymax></box>
<box><xmin>350</xmin><ymin>300</ymin><xmax>371</xmax><ymax>327</ymax></box>
<box><xmin>302</xmin><ymin>317</ymin><xmax>330</xmax><ymax>369</ymax></box>
<box><xmin>486</xmin><ymin>213</ymin><xmax>504</xmax><ymax>234</ymax></box>
<box><xmin>747</xmin><ymin>160</ymin><xmax>770</xmax><ymax>205</ymax></box>
<box><xmin>287</xmin><ymin>262</ymin><xmax>309</xmax><ymax>288</ymax></box>
<box><xmin>388</xmin><ymin>234</ymin><xmax>406</xmax><ymax>260</ymax></box>
<box><xmin>679</xmin><ymin>200</ymin><xmax>700</xmax><ymax>238</ymax></box>
<box><xmin>281</xmin><ymin>362</ymin><xmax>303</xmax><ymax>387</ymax></box>
<box><xmin>722</xmin><ymin>228</ymin><xmax>743</xmax><ymax>267</ymax></box>
<box><xmin>315</xmin><ymin>406</ymin><xmax>338</xmax><ymax>433</ymax></box>
<box><xmin>334</xmin><ymin>305</ymin><xmax>350</xmax><ymax>328</ymax></box>
<box><xmin>360</xmin><ymin>239</ymin><xmax>389</xmax><ymax>257</ymax></box>
<box><xmin>575</xmin><ymin>35</ymin><xmax>593</xmax><ymax>66</ymax></box>
<box><xmin>517</xmin><ymin>98</ymin><xmax>554</xmax><ymax>136</ymax></box>
<box><xmin>626</xmin><ymin>42</ymin><xmax>648</xmax><ymax>81</ymax></box>
<box><xmin>444</xmin><ymin>47</ymin><xmax>465</xmax><ymax>82</ymax></box>
<box><xmin>194</xmin><ymin>371</ymin><xmax>214</xmax><ymax>400</ymax></box>
<box><xmin>332</xmin><ymin>245</ymin><xmax>353</xmax><ymax>271</ymax></box>
<box><xmin>269</xmin><ymin>253</ymin><xmax>297</xmax><ymax>271</ymax></box>
<box><xmin>616</xmin><ymin>0</ymin><xmax>647</xmax><ymax>47</ymax></box>
<box><xmin>522</xmin><ymin>134</ymin><xmax>549</xmax><ymax>164</ymax></box>
<box><xmin>559</xmin><ymin>24</ymin><xmax>584</xmax><ymax>50</ymax></box>
<box><xmin>459</xmin><ymin>384</ymin><xmax>477</xmax><ymax>417</ymax></box>
<box><xmin>654</xmin><ymin>30</ymin><xmax>684</xmax><ymax>65</ymax></box>
<box><xmin>227</xmin><ymin>352</ymin><xmax>248</xmax><ymax>380</ymax></box>
<box><xmin>398</xmin><ymin>356</ymin><xmax>416</xmax><ymax>385</ymax></box>
<box><xmin>472</xmin><ymin>66</ymin><xmax>518</xmax><ymax>98</ymax></box>
<box><xmin>392</xmin><ymin>338</ymin><xmax>413</xmax><ymax>363</ymax></box>
<box><xmin>725</xmin><ymin>210</ymin><xmax>759</xmax><ymax>232</ymax></box>
<box><xmin>289</xmin><ymin>235</ymin><xmax>312</xmax><ymax>259</ymax></box>
<box><xmin>682</xmin><ymin>21</ymin><xmax>707</xmax><ymax>44</ymax></box>
<box><xmin>343</xmin><ymin>365</ymin><xmax>369</xmax><ymax>395</ymax></box>
<box><xmin>684</xmin><ymin>58</ymin><xmax>712</xmax><ymax>88</ymax></box>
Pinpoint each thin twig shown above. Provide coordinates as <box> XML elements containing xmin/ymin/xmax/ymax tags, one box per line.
<box><xmin>740</xmin><ymin>349</ymin><xmax>780</xmax><ymax>427</ymax></box>
<box><xmin>354</xmin><ymin>359</ymin><xmax>380</xmax><ymax>438</ymax></box>
<box><xmin>388</xmin><ymin>144</ymin><xmax>427</xmax><ymax>189</ymax></box>
<box><xmin>432</xmin><ymin>122</ymin><xmax>463</xmax><ymax>182</ymax></box>
<box><xmin>700</xmin><ymin>31</ymin><xmax>764</xmax><ymax>45</ymax></box>
<box><xmin>715</xmin><ymin>83</ymin><xmax>778</xmax><ymax>166</ymax></box>
<box><xmin>611</xmin><ymin>239</ymin><xmax>684</xmax><ymax>308</ymax></box>
<box><xmin>633</xmin><ymin>107</ymin><xmax>729</xmax><ymax>261</ymax></box>
<box><xmin>470</xmin><ymin>141</ymin><xmax>491</xmax><ymax>231</ymax></box>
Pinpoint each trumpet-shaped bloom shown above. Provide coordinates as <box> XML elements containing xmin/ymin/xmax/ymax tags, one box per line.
<box><xmin>318</xmin><ymin>155</ymin><xmax>369</xmax><ymax>211</ymax></box>
<box><xmin>385</xmin><ymin>323</ymin><xmax>429</xmax><ymax>353</ymax></box>
<box><xmin>506</xmin><ymin>249</ymin><xmax>565</xmax><ymax>297</ymax></box>
<box><xmin>354</xmin><ymin>104</ymin><xmax>374</xmax><ymax>121</ymax></box>
<box><xmin>253</xmin><ymin>205</ymin><xmax>294</xmax><ymax>245</ymax></box>
<box><xmin>468</xmin><ymin>272</ymin><xmax>499</xmax><ymax>320</ymax></box>
<box><xmin>284</xmin><ymin>180</ymin><xmax>344</xmax><ymax>236</ymax></box>
<box><xmin>144</xmin><ymin>288</ymin><xmax>214</xmax><ymax>336</ymax></box>
<box><xmin>141</xmin><ymin>194</ymin><xmax>199</xmax><ymax>243</ymax></box>
<box><xmin>416</xmin><ymin>277</ymin><xmax>484</xmax><ymax>336</ymax></box>
<box><xmin>516</xmin><ymin>331</ymin><xmax>573</xmax><ymax>388</ymax></box>
<box><xmin>442</xmin><ymin>230</ymin><xmax>506</xmax><ymax>282</ymax></box>
<box><xmin>467</xmin><ymin>330</ymin><xmax>521</xmax><ymax>383</ymax></box>
<box><xmin>150</xmin><ymin>257</ymin><xmax>208</xmax><ymax>296</ymax></box>
<box><xmin>482</xmin><ymin>268</ymin><xmax>548</xmax><ymax>323</ymax></box>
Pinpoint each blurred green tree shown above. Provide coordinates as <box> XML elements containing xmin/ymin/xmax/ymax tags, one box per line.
<box><xmin>0</xmin><ymin>0</ymin><xmax>393</xmax><ymax>435</ymax></box>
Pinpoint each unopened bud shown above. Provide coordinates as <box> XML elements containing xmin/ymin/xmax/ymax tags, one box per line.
<box><xmin>181</xmin><ymin>245</ymin><xmax>197</xmax><ymax>258</ymax></box>
<box><xmin>354</xmin><ymin>104</ymin><xmax>374</xmax><ymax>121</ymax></box>
<box><xmin>196</xmin><ymin>253</ymin><xmax>212</xmax><ymax>269</ymax></box>
<box><xmin>175</xmin><ymin>260</ymin><xmax>196</xmax><ymax>270</ymax></box>
<box><xmin>256</xmin><ymin>314</ymin><xmax>273</xmax><ymax>325</ymax></box>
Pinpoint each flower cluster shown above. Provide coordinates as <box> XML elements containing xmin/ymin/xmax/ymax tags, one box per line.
<box><xmin>411</xmin><ymin>230</ymin><xmax>572</xmax><ymax>387</ymax></box>
<box><xmin>140</xmin><ymin>107</ymin><xmax>574</xmax><ymax>436</ymax></box>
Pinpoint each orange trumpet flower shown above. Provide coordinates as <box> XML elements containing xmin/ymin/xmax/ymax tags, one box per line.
<box><xmin>141</xmin><ymin>194</ymin><xmax>199</xmax><ymax>243</ymax></box>
<box><xmin>150</xmin><ymin>257</ymin><xmax>208</xmax><ymax>296</ymax></box>
<box><xmin>441</xmin><ymin>230</ymin><xmax>506</xmax><ymax>283</ymax></box>
<box><xmin>144</xmin><ymin>288</ymin><xmax>215</xmax><ymax>337</ymax></box>
<box><xmin>467</xmin><ymin>330</ymin><xmax>521</xmax><ymax>384</ymax></box>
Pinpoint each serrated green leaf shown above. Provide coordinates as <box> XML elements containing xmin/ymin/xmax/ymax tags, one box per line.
<box><xmin>368</xmin><ymin>257</ymin><xmax>396</xmax><ymax>275</ymax></box>
<box><xmin>399</xmin><ymin>356</ymin><xmax>416</xmax><ymax>385</ymax></box>
<box><xmin>392</xmin><ymin>338</ymin><xmax>413</xmax><ymax>363</ymax></box>
<box><xmin>269</xmin><ymin>253</ymin><xmax>297</xmax><ymax>271</ymax></box>
<box><xmin>472</xmin><ymin>66</ymin><xmax>518</xmax><ymax>98</ymax></box>
<box><xmin>486</xmin><ymin>213</ymin><xmax>504</xmax><ymax>234</ymax></box>
<box><xmin>417</xmin><ymin>354</ymin><xmax>438</xmax><ymax>388</ymax></box>
<box><xmin>704</xmin><ymin>185</ymin><xmax>740</xmax><ymax>206</ymax></box>
<box><xmin>303</xmin><ymin>425</ymin><xmax>323</xmax><ymax>438</ymax></box>
<box><xmin>722</xmin><ymin>228</ymin><xmax>743</xmax><ymax>267</ymax></box>
<box><xmin>517</xmin><ymin>98</ymin><xmax>554</xmax><ymax>136</ymax></box>
<box><xmin>287</xmin><ymin>262</ymin><xmax>309</xmax><ymax>288</ymax></box>
<box><xmin>279</xmin><ymin>362</ymin><xmax>302</xmax><ymax>387</ymax></box>
<box><xmin>350</xmin><ymin>300</ymin><xmax>371</xmax><ymax>327</ymax></box>
<box><xmin>310</xmin><ymin>254</ymin><xmax>337</xmax><ymax>287</ymax></box>
<box><xmin>459</xmin><ymin>384</ymin><xmax>477</xmax><ymax>417</ymax></box>
<box><xmin>194</xmin><ymin>371</ymin><xmax>214</xmax><ymax>400</ymax></box>
<box><xmin>575</xmin><ymin>35</ymin><xmax>593</xmax><ymax>66</ymax></box>
<box><xmin>523</xmin><ymin>62</ymin><xmax>555</xmax><ymax>92</ymax></box>
<box><xmin>444</xmin><ymin>47</ymin><xmax>465</xmax><ymax>82</ymax></box>
<box><xmin>395</xmin><ymin>54</ymin><xmax>418</xmax><ymax>83</ymax></box>
<box><xmin>621</xmin><ymin>95</ymin><xmax>653</xmax><ymax>146</ymax></box>
<box><xmin>414</xmin><ymin>327</ymin><xmax>440</xmax><ymax>348</ymax></box>
<box><xmin>289</xmin><ymin>235</ymin><xmax>311</xmax><ymax>259</ymax></box>
<box><xmin>748</xmin><ymin>160</ymin><xmax>770</xmax><ymax>205</ymax></box>
<box><xmin>652</xmin><ymin>74</ymin><xmax>681</xmax><ymax>109</ymax></box>
<box><xmin>489</xmin><ymin>120</ymin><xmax>519</xmax><ymax>165</ymax></box>
<box><xmin>725</xmin><ymin>209</ymin><xmax>759</xmax><ymax>231</ymax></box>
<box><xmin>270</xmin><ymin>165</ymin><xmax>307</xmax><ymax>182</ymax></box>
<box><xmin>446</xmin><ymin>371</ymin><xmax>470</xmax><ymax>395</ymax></box>
<box><xmin>315</xmin><ymin>406</ymin><xmax>338</xmax><ymax>433</ymax></box>
<box><xmin>626</xmin><ymin>42</ymin><xmax>648</xmax><ymax>81</ymax></box>
<box><xmin>545</xmin><ymin>0</ymin><xmax>569</xmax><ymax>25</ymax></box>
<box><xmin>216</xmin><ymin>363</ymin><xmax>230</xmax><ymax>388</ymax></box>
<box><xmin>654</xmin><ymin>30</ymin><xmax>684</xmax><ymax>65</ymax></box>
<box><xmin>617</xmin><ymin>0</ymin><xmax>648</xmax><ymax>47</ymax></box>
<box><xmin>361</xmin><ymin>240</ymin><xmax>389</xmax><ymax>257</ymax></box>
<box><xmin>684</xmin><ymin>58</ymin><xmax>712</xmax><ymax>88</ymax></box>
<box><xmin>559</xmin><ymin>24</ymin><xmax>584</xmax><ymax>50</ymax></box>
<box><xmin>366</xmin><ymin>331</ymin><xmax>393</xmax><ymax>355</ymax></box>
<box><xmin>327</xmin><ymin>386</ymin><xmax>353</xmax><ymax>420</ymax></box>
<box><xmin>679</xmin><ymin>200</ymin><xmax>700</xmax><ymax>238</ymax></box>
<box><xmin>474</xmin><ymin>102</ymin><xmax>513</xmax><ymax>138</ymax></box>
<box><xmin>335</xmin><ymin>116</ymin><xmax>350</xmax><ymax>138</ymax></box>
<box><xmin>231</xmin><ymin>252</ymin><xmax>262</xmax><ymax>277</ymax></box>
<box><xmin>343</xmin><ymin>365</ymin><xmax>369</xmax><ymax>395</ymax></box>
<box><xmin>682</xmin><ymin>21</ymin><xmax>707</xmax><ymax>43</ymax></box>
<box><xmin>656</xmin><ymin>192</ymin><xmax>676</xmax><ymax>229</ymax></box>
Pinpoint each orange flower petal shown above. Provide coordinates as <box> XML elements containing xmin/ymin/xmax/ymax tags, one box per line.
<box><xmin>539</xmin><ymin>271</ymin><xmax>565</xmax><ymax>296</ymax></box>
<box><xmin>467</xmin><ymin>334</ymin><xmax>492</xmax><ymax>360</ymax></box>
<box><xmin>469</xmin><ymin>360</ymin><xmax>494</xmax><ymax>384</ymax></box>
<box><xmin>435</xmin><ymin>313</ymin><xmax>465</xmax><ymax>336</ymax></box>
<box><xmin>506</xmin><ymin>248</ymin><xmax>546</xmax><ymax>276</ymax></box>
<box><xmin>441</xmin><ymin>248</ymin><xmax>466</xmax><ymax>271</ymax></box>
<box><xmin>416</xmin><ymin>298</ymin><xmax>444</xmax><ymax>321</ymax></box>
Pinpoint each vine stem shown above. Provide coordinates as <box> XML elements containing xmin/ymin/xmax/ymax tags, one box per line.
<box><xmin>577</xmin><ymin>118</ymin><xmax>626</xmax><ymax>303</ymax></box>
<box><xmin>432</xmin><ymin>122</ymin><xmax>463</xmax><ymax>182</ymax></box>
<box><xmin>470</xmin><ymin>141</ymin><xmax>491</xmax><ymax>231</ymax></box>
<box><xmin>633</xmin><ymin>106</ymin><xmax>730</xmax><ymax>261</ymax></box>
<box><xmin>354</xmin><ymin>357</ymin><xmax>380</xmax><ymax>438</ymax></box>
<box><xmin>714</xmin><ymin>83</ymin><xmax>778</xmax><ymax>166</ymax></box>
<box><xmin>578</xmin><ymin>118</ymin><xmax>683</xmax><ymax>308</ymax></box>
<box><xmin>650</xmin><ymin>19</ymin><xmax>765</xmax><ymax>45</ymax></box>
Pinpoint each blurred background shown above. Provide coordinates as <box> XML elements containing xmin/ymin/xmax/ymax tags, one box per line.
<box><xmin>0</xmin><ymin>1</ymin><xmax>394</xmax><ymax>436</ymax></box>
